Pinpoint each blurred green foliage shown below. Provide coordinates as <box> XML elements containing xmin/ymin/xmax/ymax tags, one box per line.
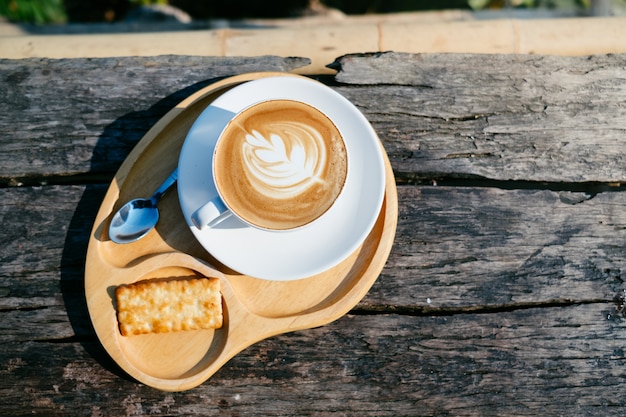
<box><xmin>0</xmin><ymin>0</ymin><xmax>67</xmax><ymax>24</ymax></box>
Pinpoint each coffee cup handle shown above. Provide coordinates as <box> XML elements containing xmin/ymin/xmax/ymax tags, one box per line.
<box><xmin>191</xmin><ymin>196</ymin><xmax>233</xmax><ymax>229</ymax></box>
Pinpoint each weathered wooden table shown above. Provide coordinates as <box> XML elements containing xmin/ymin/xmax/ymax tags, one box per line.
<box><xmin>2</xmin><ymin>52</ymin><xmax>626</xmax><ymax>416</ymax></box>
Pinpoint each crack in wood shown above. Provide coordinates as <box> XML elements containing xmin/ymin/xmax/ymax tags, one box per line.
<box><xmin>0</xmin><ymin>173</ymin><xmax>114</xmax><ymax>188</ymax></box>
<box><xmin>32</xmin><ymin>335</ymin><xmax>97</xmax><ymax>344</ymax></box>
<box><xmin>394</xmin><ymin>174</ymin><xmax>626</xmax><ymax>195</ymax></box>
<box><xmin>444</xmin><ymin>152</ymin><xmax>497</xmax><ymax>160</ymax></box>
<box><xmin>353</xmin><ymin>299</ymin><xmax>609</xmax><ymax>317</ymax></box>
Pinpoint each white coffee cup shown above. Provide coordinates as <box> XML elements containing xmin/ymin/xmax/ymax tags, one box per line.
<box><xmin>192</xmin><ymin>99</ymin><xmax>349</xmax><ymax>232</ymax></box>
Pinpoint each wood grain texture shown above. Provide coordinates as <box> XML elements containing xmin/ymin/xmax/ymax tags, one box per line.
<box><xmin>331</xmin><ymin>52</ymin><xmax>626</xmax><ymax>183</ymax></box>
<box><xmin>2</xmin><ymin>52</ymin><xmax>626</xmax><ymax>415</ymax></box>
<box><xmin>3</xmin><ymin>53</ymin><xmax>626</xmax><ymax>184</ymax></box>
<box><xmin>0</xmin><ymin>56</ymin><xmax>310</xmax><ymax>180</ymax></box>
<box><xmin>372</xmin><ymin>185</ymin><xmax>626</xmax><ymax>311</ymax></box>
<box><xmin>2</xmin><ymin>185</ymin><xmax>624</xmax><ymax>312</ymax></box>
<box><xmin>2</xmin><ymin>305</ymin><xmax>625</xmax><ymax>416</ymax></box>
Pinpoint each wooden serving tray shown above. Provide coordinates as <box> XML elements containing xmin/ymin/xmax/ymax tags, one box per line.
<box><xmin>85</xmin><ymin>72</ymin><xmax>398</xmax><ymax>392</ymax></box>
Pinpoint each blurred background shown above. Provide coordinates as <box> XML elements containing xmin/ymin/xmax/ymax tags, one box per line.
<box><xmin>1</xmin><ymin>0</ymin><xmax>624</xmax><ymax>25</ymax></box>
<box><xmin>2</xmin><ymin>0</ymin><xmax>624</xmax><ymax>74</ymax></box>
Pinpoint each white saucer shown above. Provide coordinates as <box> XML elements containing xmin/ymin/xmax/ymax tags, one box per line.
<box><xmin>178</xmin><ymin>76</ymin><xmax>386</xmax><ymax>281</ymax></box>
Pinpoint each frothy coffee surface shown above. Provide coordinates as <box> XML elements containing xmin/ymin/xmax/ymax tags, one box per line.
<box><xmin>214</xmin><ymin>99</ymin><xmax>348</xmax><ymax>230</ymax></box>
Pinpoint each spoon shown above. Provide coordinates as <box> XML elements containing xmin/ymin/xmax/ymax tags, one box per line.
<box><xmin>109</xmin><ymin>168</ymin><xmax>178</xmax><ymax>244</ymax></box>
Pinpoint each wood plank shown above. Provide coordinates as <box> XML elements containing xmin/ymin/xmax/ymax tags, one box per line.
<box><xmin>0</xmin><ymin>56</ymin><xmax>310</xmax><ymax>180</ymax></box>
<box><xmin>0</xmin><ymin>184</ymin><xmax>102</xmax><ymax>301</ymax></box>
<box><xmin>331</xmin><ymin>52</ymin><xmax>626</xmax><ymax>183</ymax></box>
<box><xmin>367</xmin><ymin>185</ymin><xmax>626</xmax><ymax>312</ymax></box>
<box><xmin>1</xmin><ymin>304</ymin><xmax>625</xmax><ymax>416</ymax></box>
<box><xmin>2</xmin><ymin>184</ymin><xmax>625</xmax><ymax>314</ymax></box>
<box><xmin>2</xmin><ymin>53</ymin><xmax>626</xmax><ymax>184</ymax></box>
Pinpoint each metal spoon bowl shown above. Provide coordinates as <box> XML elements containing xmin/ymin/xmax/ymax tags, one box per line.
<box><xmin>109</xmin><ymin>169</ymin><xmax>178</xmax><ymax>244</ymax></box>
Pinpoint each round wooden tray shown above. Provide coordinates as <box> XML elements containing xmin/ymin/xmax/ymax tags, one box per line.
<box><xmin>85</xmin><ymin>72</ymin><xmax>398</xmax><ymax>391</ymax></box>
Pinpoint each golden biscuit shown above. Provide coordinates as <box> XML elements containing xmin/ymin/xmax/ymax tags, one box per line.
<box><xmin>115</xmin><ymin>277</ymin><xmax>222</xmax><ymax>336</ymax></box>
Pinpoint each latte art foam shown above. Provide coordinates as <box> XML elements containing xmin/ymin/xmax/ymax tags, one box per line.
<box><xmin>214</xmin><ymin>99</ymin><xmax>347</xmax><ymax>231</ymax></box>
<box><xmin>243</xmin><ymin>122</ymin><xmax>326</xmax><ymax>199</ymax></box>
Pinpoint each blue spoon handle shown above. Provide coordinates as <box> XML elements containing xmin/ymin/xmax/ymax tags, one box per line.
<box><xmin>151</xmin><ymin>168</ymin><xmax>178</xmax><ymax>202</ymax></box>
